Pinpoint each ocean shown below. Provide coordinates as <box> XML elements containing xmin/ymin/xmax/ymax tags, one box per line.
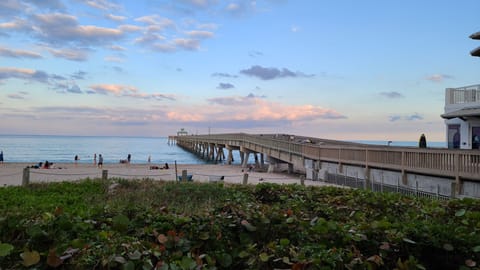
<box><xmin>0</xmin><ymin>135</ymin><xmax>205</xmax><ymax>164</ymax></box>
<box><xmin>0</xmin><ymin>135</ymin><xmax>446</xmax><ymax>164</ymax></box>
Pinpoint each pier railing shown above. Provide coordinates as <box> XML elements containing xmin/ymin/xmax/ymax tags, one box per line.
<box><xmin>173</xmin><ymin>133</ymin><xmax>480</xmax><ymax>181</ymax></box>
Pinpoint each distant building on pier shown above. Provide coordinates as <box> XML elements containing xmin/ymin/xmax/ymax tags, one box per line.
<box><xmin>177</xmin><ymin>128</ymin><xmax>188</xmax><ymax>136</ymax></box>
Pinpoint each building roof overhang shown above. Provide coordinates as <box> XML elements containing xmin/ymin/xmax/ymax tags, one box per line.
<box><xmin>441</xmin><ymin>106</ymin><xmax>480</xmax><ymax>120</ymax></box>
<box><xmin>471</xmin><ymin>46</ymin><xmax>480</xmax><ymax>57</ymax></box>
<box><xmin>471</xmin><ymin>32</ymin><xmax>480</xmax><ymax>40</ymax></box>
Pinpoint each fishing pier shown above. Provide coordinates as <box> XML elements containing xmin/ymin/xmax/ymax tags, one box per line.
<box><xmin>169</xmin><ymin>133</ymin><xmax>480</xmax><ymax>198</ymax></box>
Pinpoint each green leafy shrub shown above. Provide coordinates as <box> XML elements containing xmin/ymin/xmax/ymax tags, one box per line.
<box><xmin>0</xmin><ymin>179</ymin><xmax>479</xmax><ymax>269</ymax></box>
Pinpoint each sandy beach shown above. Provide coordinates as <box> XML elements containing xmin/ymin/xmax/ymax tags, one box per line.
<box><xmin>0</xmin><ymin>162</ymin><xmax>333</xmax><ymax>187</ymax></box>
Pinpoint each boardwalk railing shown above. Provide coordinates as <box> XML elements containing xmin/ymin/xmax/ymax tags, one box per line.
<box><xmin>173</xmin><ymin>133</ymin><xmax>480</xmax><ymax>181</ymax></box>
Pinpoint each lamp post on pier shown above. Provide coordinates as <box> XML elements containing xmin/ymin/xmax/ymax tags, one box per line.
<box><xmin>471</xmin><ymin>31</ymin><xmax>480</xmax><ymax>57</ymax></box>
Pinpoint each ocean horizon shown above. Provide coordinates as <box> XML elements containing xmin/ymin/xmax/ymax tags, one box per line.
<box><xmin>0</xmin><ymin>134</ymin><xmax>204</xmax><ymax>165</ymax></box>
<box><xmin>0</xmin><ymin>134</ymin><xmax>446</xmax><ymax>164</ymax></box>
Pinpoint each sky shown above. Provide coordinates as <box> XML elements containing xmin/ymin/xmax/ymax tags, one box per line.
<box><xmin>0</xmin><ymin>0</ymin><xmax>479</xmax><ymax>142</ymax></box>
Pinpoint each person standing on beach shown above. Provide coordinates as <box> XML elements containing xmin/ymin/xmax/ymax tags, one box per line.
<box><xmin>127</xmin><ymin>153</ymin><xmax>131</xmax><ymax>164</ymax></box>
<box><xmin>98</xmin><ymin>154</ymin><xmax>103</xmax><ymax>168</ymax></box>
<box><xmin>93</xmin><ymin>153</ymin><xmax>97</xmax><ymax>165</ymax></box>
<box><xmin>74</xmin><ymin>155</ymin><xmax>79</xmax><ymax>166</ymax></box>
<box><xmin>0</xmin><ymin>150</ymin><xmax>3</xmax><ymax>164</ymax></box>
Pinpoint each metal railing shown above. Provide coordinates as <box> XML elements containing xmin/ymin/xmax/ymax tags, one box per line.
<box><xmin>324</xmin><ymin>172</ymin><xmax>451</xmax><ymax>200</ymax></box>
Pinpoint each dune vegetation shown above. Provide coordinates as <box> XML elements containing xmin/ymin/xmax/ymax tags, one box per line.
<box><xmin>0</xmin><ymin>179</ymin><xmax>480</xmax><ymax>269</ymax></box>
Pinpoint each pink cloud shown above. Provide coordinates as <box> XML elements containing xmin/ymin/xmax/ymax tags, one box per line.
<box><xmin>89</xmin><ymin>84</ymin><xmax>138</xmax><ymax>95</ymax></box>
<box><xmin>170</xmin><ymin>95</ymin><xmax>346</xmax><ymax>123</ymax></box>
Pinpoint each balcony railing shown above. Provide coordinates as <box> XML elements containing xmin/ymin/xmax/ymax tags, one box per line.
<box><xmin>446</xmin><ymin>85</ymin><xmax>480</xmax><ymax>105</ymax></box>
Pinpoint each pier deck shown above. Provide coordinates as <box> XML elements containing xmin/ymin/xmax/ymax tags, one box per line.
<box><xmin>170</xmin><ymin>133</ymin><xmax>480</xmax><ymax>198</ymax></box>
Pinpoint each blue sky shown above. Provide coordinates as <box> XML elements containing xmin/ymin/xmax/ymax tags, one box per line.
<box><xmin>0</xmin><ymin>0</ymin><xmax>478</xmax><ymax>141</ymax></box>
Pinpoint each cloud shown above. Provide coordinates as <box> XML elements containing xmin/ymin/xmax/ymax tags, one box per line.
<box><xmin>31</xmin><ymin>13</ymin><xmax>125</xmax><ymax>46</ymax></box>
<box><xmin>425</xmin><ymin>74</ymin><xmax>453</xmax><ymax>82</ymax></box>
<box><xmin>217</xmin><ymin>83</ymin><xmax>235</xmax><ymax>90</ymax></box>
<box><xmin>175</xmin><ymin>38</ymin><xmax>200</xmax><ymax>50</ymax></box>
<box><xmin>291</xmin><ymin>25</ymin><xmax>300</xmax><ymax>33</ymax></box>
<box><xmin>46</xmin><ymin>47</ymin><xmax>90</xmax><ymax>61</ymax></box>
<box><xmin>111</xmin><ymin>121</ymin><xmax>150</xmax><ymax>126</ymax></box>
<box><xmin>140</xmin><ymin>36</ymin><xmax>202</xmax><ymax>52</ymax></box>
<box><xmin>0</xmin><ymin>1</ymin><xmax>25</xmax><ymax>17</ymax></box>
<box><xmin>165</xmin><ymin>0</ymin><xmax>259</xmax><ymax>17</ymax></box>
<box><xmin>87</xmin><ymin>84</ymin><xmax>176</xmax><ymax>101</ymax></box>
<box><xmin>8</xmin><ymin>92</ymin><xmax>28</xmax><ymax>99</ymax></box>
<box><xmin>207</xmin><ymin>95</ymin><xmax>256</xmax><ymax>106</ymax></box>
<box><xmin>240</xmin><ymin>65</ymin><xmax>314</xmax><ymax>80</ymax></box>
<box><xmin>197</xmin><ymin>23</ymin><xmax>218</xmax><ymax>30</ymax></box>
<box><xmin>118</xmin><ymin>24</ymin><xmax>143</xmax><ymax>33</ymax></box>
<box><xmin>380</xmin><ymin>91</ymin><xmax>404</xmax><ymax>99</ymax></box>
<box><xmin>0</xmin><ymin>18</ymin><xmax>32</xmax><ymax>33</ymax></box>
<box><xmin>66</xmin><ymin>84</ymin><xmax>82</xmax><ymax>94</ymax></box>
<box><xmin>180</xmin><ymin>0</ymin><xmax>213</xmax><ymax>8</ymax></box>
<box><xmin>23</xmin><ymin>0</ymin><xmax>65</xmax><ymax>10</ymax></box>
<box><xmin>248</xmin><ymin>50</ymin><xmax>263</xmax><ymax>57</ymax></box>
<box><xmin>0</xmin><ymin>46</ymin><xmax>42</xmax><ymax>59</ymax></box>
<box><xmin>104</xmin><ymin>56</ymin><xmax>125</xmax><ymax>63</ymax></box>
<box><xmin>135</xmin><ymin>15</ymin><xmax>175</xmax><ymax>29</ymax></box>
<box><xmin>89</xmin><ymin>84</ymin><xmax>138</xmax><ymax>95</ymax></box>
<box><xmin>186</xmin><ymin>30</ymin><xmax>214</xmax><ymax>39</ymax></box>
<box><xmin>105</xmin><ymin>14</ymin><xmax>127</xmax><ymax>22</ymax></box>
<box><xmin>71</xmin><ymin>71</ymin><xmax>87</xmax><ymax>80</ymax></box>
<box><xmin>406</xmin><ymin>113</ymin><xmax>424</xmax><ymax>121</ymax></box>
<box><xmin>113</xmin><ymin>66</ymin><xmax>124</xmax><ymax>73</ymax></box>
<box><xmin>109</xmin><ymin>45</ymin><xmax>126</xmax><ymax>51</ymax></box>
<box><xmin>0</xmin><ymin>67</ymin><xmax>52</xmax><ymax>83</ymax></box>
<box><xmin>389</xmin><ymin>115</ymin><xmax>402</xmax><ymax>122</ymax></box>
<box><xmin>202</xmin><ymin>94</ymin><xmax>347</xmax><ymax>124</ymax></box>
<box><xmin>135</xmin><ymin>33</ymin><xmax>166</xmax><ymax>46</ymax></box>
<box><xmin>212</xmin><ymin>72</ymin><xmax>238</xmax><ymax>78</ymax></box>
<box><xmin>389</xmin><ymin>113</ymin><xmax>424</xmax><ymax>122</ymax></box>
<box><xmin>33</xmin><ymin>105</ymin><xmax>106</xmax><ymax>115</ymax></box>
<box><xmin>225</xmin><ymin>1</ymin><xmax>257</xmax><ymax>16</ymax></box>
<box><xmin>77</xmin><ymin>0</ymin><xmax>121</xmax><ymax>11</ymax></box>
<box><xmin>124</xmin><ymin>93</ymin><xmax>177</xmax><ymax>101</ymax></box>
<box><xmin>133</xmin><ymin>14</ymin><xmax>215</xmax><ymax>53</ymax></box>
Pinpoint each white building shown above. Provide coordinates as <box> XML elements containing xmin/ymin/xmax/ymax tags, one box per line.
<box><xmin>441</xmin><ymin>84</ymin><xmax>480</xmax><ymax>149</ymax></box>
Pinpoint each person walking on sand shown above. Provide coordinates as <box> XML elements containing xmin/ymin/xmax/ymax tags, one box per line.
<box><xmin>127</xmin><ymin>153</ymin><xmax>131</xmax><ymax>164</ymax></box>
<box><xmin>98</xmin><ymin>154</ymin><xmax>103</xmax><ymax>168</ymax></box>
<box><xmin>0</xmin><ymin>150</ymin><xmax>3</xmax><ymax>164</ymax></box>
<box><xmin>74</xmin><ymin>155</ymin><xmax>79</xmax><ymax>166</ymax></box>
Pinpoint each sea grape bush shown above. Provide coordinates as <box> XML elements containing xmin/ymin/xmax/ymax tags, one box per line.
<box><xmin>0</xmin><ymin>179</ymin><xmax>480</xmax><ymax>269</ymax></box>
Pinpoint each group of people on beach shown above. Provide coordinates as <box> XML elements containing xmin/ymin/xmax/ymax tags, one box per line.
<box><xmin>27</xmin><ymin>161</ymin><xmax>54</xmax><ymax>169</ymax></box>
<box><xmin>1</xmin><ymin>149</ymin><xmax>163</xmax><ymax>170</ymax></box>
<box><xmin>149</xmin><ymin>163</ymin><xmax>169</xmax><ymax>170</ymax></box>
<box><xmin>73</xmin><ymin>153</ymin><xmax>168</xmax><ymax>168</ymax></box>
<box><xmin>73</xmin><ymin>153</ymin><xmax>104</xmax><ymax>168</ymax></box>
